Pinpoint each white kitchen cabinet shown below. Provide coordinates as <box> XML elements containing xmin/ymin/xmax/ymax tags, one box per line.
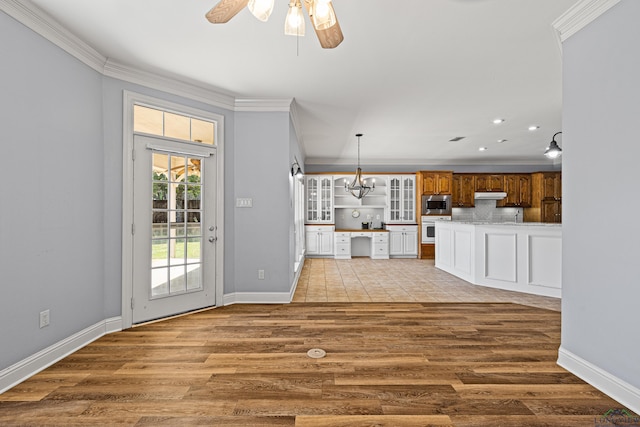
<box><xmin>387</xmin><ymin>225</ymin><xmax>419</xmax><ymax>258</ymax></box>
<box><xmin>305</xmin><ymin>175</ymin><xmax>333</xmax><ymax>223</ymax></box>
<box><xmin>371</xmin><ymin>232</ymin><xmax>390</xmax><ymax>259</ymax></box>
<box><xmin>306</xmin><ymin>225</ymin><xmax>335</xmax><ymax>256</ymax></box>
<box><xmin>387</xmin><ymin>175</ymin><xmax>416</xmax><ymax>223</ymax></box>
<box><xmin>334</xmin><ymin>232</ymin><xmax>351</xmax><ymax>259</ymax></box>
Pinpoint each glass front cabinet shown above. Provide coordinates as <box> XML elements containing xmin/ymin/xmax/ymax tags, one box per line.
<box><xmin>305</xmin><ymin>175</ymin><xmax>333</xmax><ymax>223</ymax></box>
<box><xmin>387</xmin><ymin>175</ymin><xmax>416</xmax><ymax>223</ymax></box>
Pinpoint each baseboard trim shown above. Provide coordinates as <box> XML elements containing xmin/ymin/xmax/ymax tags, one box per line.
<box><xmin>223</xmin><ymin>292</ymin><xmax>292</xmax><ymax>305</ymax></box>
<box><xmin>557</xmin><ymin>346</ymin><xmax>640</xmax><ymax>415</ymax></box>
<box><xmin>0</xmin><ymin>316</ymin><xmax>122</xmax><ymax>394</ymax></box>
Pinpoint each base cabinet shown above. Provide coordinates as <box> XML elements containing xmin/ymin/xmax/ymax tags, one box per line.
<box><xmin>371</xmin><ymin>233</ymin><xmax>390</xmax><ymax>259</ymax></box>
<box><xmin>306</xmin><ymin>226</ymin><xmax>335</xmax><ymax>256</ymax></box>
<box><xmin>387</xmin><ymin>225</ymin><xmax>418</xmax><ymax>258</ymax></box>
<box><xmin>334</xmin><ymin>232</ymin><xmax>351</xmax><ymax>259</ymax></box>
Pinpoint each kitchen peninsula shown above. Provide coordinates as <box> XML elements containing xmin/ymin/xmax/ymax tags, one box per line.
<box><xmin>435</xmin><ymin>220</ymin><xmax>562</xmax><ymax>298</ymax></box>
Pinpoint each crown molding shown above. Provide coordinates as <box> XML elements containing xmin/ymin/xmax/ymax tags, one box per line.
<box><xmin>305</xmin><ymin>157</ymin><xmax>558</xmax><ymax>167</ymax></box>
<box><xmin>553</xmin><ymin>0</ymin><xmax>620</xmax><ymax>42</ymax></box>
<box><xmin>234</xmin><ymin>98</ymin><xmax>294</xmax><ymax>112</ymax></box>
<box><xmin>0</xmin><ymin>0</ymin><xmax>107</xmax><ymax>73</ymax></box>
<box><xmin>103</xmin><ymin>60</ymin><xmax>237</xmax><ymax>111</ymax></box>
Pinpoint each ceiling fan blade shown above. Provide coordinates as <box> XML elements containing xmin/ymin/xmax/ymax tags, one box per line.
<box><xmin>302</xmin><ymin>0</ymin><xmax>344</xmax><ymax>49</ymax></box>
<box><xmin>314</xmin><ymin>20</ymin><xmax>344</xmax><ymax>49</ymax></box>
<box><xmin>205</xmin><ymin>0</ymin><xmax>249</xmax><ymax>24</ymax></box>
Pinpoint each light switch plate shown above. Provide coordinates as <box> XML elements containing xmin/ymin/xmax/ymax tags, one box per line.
<box><xmin>236</xmin><ymin>198</ymin><xmax>253</xmax><ymax>208</ymax></box>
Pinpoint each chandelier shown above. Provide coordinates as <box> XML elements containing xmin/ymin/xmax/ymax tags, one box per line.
<box><xmin>345</xmin><ymin>133</ymin><xmax>375</xmax><ymax>199</ymax></box>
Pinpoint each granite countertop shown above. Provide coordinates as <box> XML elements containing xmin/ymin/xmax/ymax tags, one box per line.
<box><xmin>448</xmin><ymin>221</ymin><xmax>561</xmax><ymax>227</ymax></box>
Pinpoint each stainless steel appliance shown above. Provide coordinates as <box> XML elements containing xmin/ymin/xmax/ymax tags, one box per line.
<box><xmin>421</xmin><ymin>215</ymin><xmax>451</xmax><ymax>243</ymax></box>
<box><xmin>422</xmin><ymin>194</ymin><xmax>451</xmax><ymax>216</ymax></box>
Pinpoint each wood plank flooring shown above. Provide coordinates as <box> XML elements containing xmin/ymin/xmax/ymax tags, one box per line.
<box><xmin>1</xmin><ymin>301</ymin><xmax>635</xmax><ymax>426</ymax></box>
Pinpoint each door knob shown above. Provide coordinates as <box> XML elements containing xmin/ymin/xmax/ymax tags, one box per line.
<box><xmin>209</xmin><ymin>236</ymin><xmax>216</xmax><ymax>243</ymax></box>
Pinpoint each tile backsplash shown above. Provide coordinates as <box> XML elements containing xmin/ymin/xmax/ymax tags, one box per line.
<box><xmin>452</xmin><ymin>199</ymin><xmax>522</xmax><ymax>223</ymax></box>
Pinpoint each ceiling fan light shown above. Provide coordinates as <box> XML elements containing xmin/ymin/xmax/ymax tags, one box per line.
<box><xmin>248</xmin><ymin>0</ymin><xmax>274</xmax><ymax>22</ymax></box>
<box><xmin>311</xmin><ymin>0</ymin><xmax>337</xmax><ymax>30</ymax></box>
<box><xmin>285</xmin><ymin>1</ymin><xmax>305</xmax><ymax>36</ymax></box>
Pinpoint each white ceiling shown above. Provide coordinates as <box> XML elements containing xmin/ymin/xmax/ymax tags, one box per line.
<box><xmin>26</xmin><ymin>0</ymin><xmax>576</xmax><ymax>165</ymax></box>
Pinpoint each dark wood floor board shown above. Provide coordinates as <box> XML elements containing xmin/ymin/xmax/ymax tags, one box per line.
<box><xmin>294</xmin><ymin>414</ymin><xmax>453</xmax><ymax>427</ymax></box>
<box><xmin>135</xmin><ymin>415</ymin><xmax>296</xmax><ymax>426</ymax></box>
<box><xmin>449</xmin><ymin>415</ymin><xmax>603</xmax><ymax>427</ymax></box>
<box><xmin>81</xmin><ymin>399</ymin><xmax>237</xmax><ymax>418</ymax></box>
<box><xmin>1</xmin><ymin>302</ymin><xmax>635</xmax><ymax>426</ymax></box>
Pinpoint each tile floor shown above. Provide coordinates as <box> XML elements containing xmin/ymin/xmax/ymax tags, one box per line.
<box><xmin>293</xmin><ymin>258</ymin><xmax>561</xmax><ymax>312</ymax></box>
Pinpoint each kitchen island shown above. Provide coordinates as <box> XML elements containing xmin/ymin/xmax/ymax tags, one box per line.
<box><xmin>435</xmin><ymin>221</ymin><xmax>562</xmax><ymax>298</ymax></box>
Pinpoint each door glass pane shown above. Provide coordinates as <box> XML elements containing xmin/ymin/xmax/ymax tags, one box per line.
<box><xmin>134</xmin><ymin>105</ymin><xmax>164</xmax><ymax>135</ymax></box>
<box><xmin>169</xmin><ymin>266</ymin><xmax>187</xmax><ymax>294</ymax></box>
<box><xmin>148</xmin><ymin>150</ymin><xmax>205</xmax><ymax>300</ymax></box>
<box><xmin>187</xmin><ymin>266</ymin><xmax>202</xmax><ymax>290</ymax></box>
<box><xmin>191</xmin><ymin>120</ymin><xmax>214</xmax><ymax>145</ymax></box>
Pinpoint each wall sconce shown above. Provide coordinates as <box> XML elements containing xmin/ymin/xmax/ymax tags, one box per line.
<box><xmin>544</xmin><ymin>132</ymin><xmax>563</xmax><ymax>159</ymax></box>
<box><xmin>291</xmin><ymin>158</ymin><xmax>303</xmax><ymax>177</ymax></box>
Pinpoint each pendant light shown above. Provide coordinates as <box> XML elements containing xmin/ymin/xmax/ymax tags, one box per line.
<box><xmin>311</xmin><ymin>0</ymin><xmax>337</xmax><ymax>30</ymax></box>
<box><xmin>285</xmin><ymin>0</ymin><xmax>305</xmax><ymax>36</ymax></box>
<box><xmin>345</xmin><ymin>133</ymin><xmax>375</xmax><ymax>199</ymax></box>
<box><xmin>544</xmin><ymin>132</ymin><xmax>563</xmax><ymax>159</ymax></box>
<box><xmin>248</xmin><ymin>0</ymin><xmax>275</xmax><ymax>22</ymax></box>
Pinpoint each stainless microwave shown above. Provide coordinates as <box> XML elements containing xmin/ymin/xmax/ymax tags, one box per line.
<box><xmin>422</xmin><ymin>194</ymin><xmax>451</xmax><ymax>216</ymax></box>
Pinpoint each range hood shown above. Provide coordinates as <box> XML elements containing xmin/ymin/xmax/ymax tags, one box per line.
<box><xmin>474</xmin><ymin>192</ymin><xmax>507</xmax><ymax>200</ymax></box>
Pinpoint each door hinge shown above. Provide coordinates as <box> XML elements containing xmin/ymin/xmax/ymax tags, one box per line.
<box><xmin>131</xmin><ymin>223</ymin><xmax>135</xmax><ymax>235</ymax></box>
<box><xmin>132</xmin><ymin>149</ymin><xmax>136</xmax><ymax>161</ymax></box>
<box><xmin>131</xmin><ymin>298</ymin><xmax>135</xmax><ymax>309</ymax></box>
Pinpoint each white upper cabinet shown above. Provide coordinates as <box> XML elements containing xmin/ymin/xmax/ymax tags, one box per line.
<box><xmin>305</xmin><ymin>175</ymin><xmax>334</xmax><ymax>223</ymax></box>
<box><xmin>387</xmin><ymin>175</ymin><xmax>416</xmax><ymax>223</ymax></box>
<box><xmin>333</xmin><ymin>175</ymin><xmax>388</xmax><ymax>208</ymax></box>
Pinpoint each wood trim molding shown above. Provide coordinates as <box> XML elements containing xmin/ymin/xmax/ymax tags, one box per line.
<box><xmin>0</xmin><ymin>0</ymin><xmax>107</xmax><ymax>73</ymax></box>
<box><xmin>557</xmin><ymin>346</ymin><xmax>640</xmax><ymax>415</ymax></box>
<box><xmin>552</xmin><ymin>0</ymin><xmax>621</xmax><ymax>42</ymax></box>
<box><xmin>0</xmin><ymin>317</ymin><xmax>122</xmax><ymax>394</ymax></box>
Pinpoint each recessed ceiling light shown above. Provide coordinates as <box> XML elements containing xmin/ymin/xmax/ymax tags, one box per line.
<box><xmin>479</xmin><ymin>147</ymin><xmax>488</xmax><ymax>151</ymax></box>
<box><xmin>497</xmin><ymin>139</ymin><xmax>508</xmax><ymax>143</ymax></box>
<box><xmin>528</xmin><ymin>125</ymin><xmax>540</xmax><ymax>131</ymax></box>
<box><xmin>493</xmin><ymin>118</ymin><xmax>504</xmax><ymax>124</ymax></box>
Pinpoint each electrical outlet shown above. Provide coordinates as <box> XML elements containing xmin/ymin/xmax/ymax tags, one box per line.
<box><xmin>258</xmin><ymin>269</ymin><xmax>265</xmax><ymax>280</ymax></box>
<box><xmin>39</xmin><ymin>309</ymin><xmax>50</xmax><ymax>328</ymax></box>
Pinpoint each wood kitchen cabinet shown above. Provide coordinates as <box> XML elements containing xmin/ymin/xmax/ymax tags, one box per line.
<box><xmin>452</xmin><ymin>174</ymin><xmax>475</xmax><ymax>207</ymax></box>
<box><xmin>542</xmin><ymin>200</ymin><xmax>562</xmax><ymax>223</ymax></box>
<box><xmin>500</xmin><ymin>174</ymin><xmax>531</xmax><ymax>207</ymax></box>
<box><xmin>419</xmin><ymin>171</ymin><xmax>452</xmax><ymax>195</ymax></box>
<box><xmin>475</xmin><ymin>174</ymin><xmax>504</xmax><ymax>192</ymax></box>
<box><xmin>541</xmin><ymin>172</ymin><xmax>562</xmax><ymax>200</ymax></box>
<box><xmin>524</xmin><ymin>172</ymin><xmax>562</xmax><ymax>223</ymax></box>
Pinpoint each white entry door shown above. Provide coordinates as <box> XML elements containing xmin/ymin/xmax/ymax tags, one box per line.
<box><xmin>132</xmin><ymin>135</ymin><xmax>217</xmax><ymax>323</ymax></box>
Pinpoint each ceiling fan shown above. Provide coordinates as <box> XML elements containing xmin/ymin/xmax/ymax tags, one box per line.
<box><xmin>205</xmin><ymin>0</ymin><xmax>344</xmax><ymax>49</ymax></box>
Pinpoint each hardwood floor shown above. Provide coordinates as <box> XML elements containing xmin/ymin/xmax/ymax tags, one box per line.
<box><xmin>0</xmin><ymin>299</ymin><xmax>634</xmax><ymax>426</ymax></box>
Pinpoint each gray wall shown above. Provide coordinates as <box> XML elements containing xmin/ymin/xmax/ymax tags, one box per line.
<box><xmin>234</xmin><ymin>111</ymin><xmax>292</xmax><ymax>293</ymax></box>
<box><xmin>0</xmin><ymin>11</ymin><xmax>105</xmax><ymax>368</ymax></box>
<box><xmin>561</xmin><ymin>0</ymin><xmax>640</xmax><ymax>393</ymax></box>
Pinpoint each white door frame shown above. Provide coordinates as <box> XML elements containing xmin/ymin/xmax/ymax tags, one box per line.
<box><xmin>121</xmin><ymin>90</ymin><xmax>224</xmax><ymax>329</ymax></box>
